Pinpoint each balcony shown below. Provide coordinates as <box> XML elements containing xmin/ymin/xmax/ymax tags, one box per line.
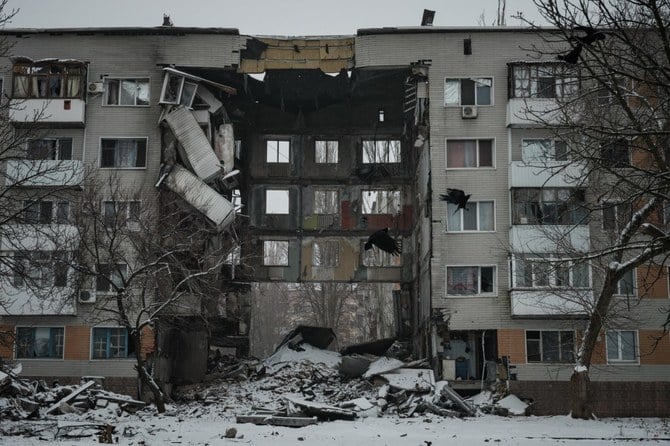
<box><xmin>0</xmin><ymin>286</ymin><xmax>76</xmax><ymax>316</ymax></box>
<box><xmin>510</xmin><ymin>161</ymin><xmax>586</xmax><ymax>188</ymax></box>
<box><xmin>5</xmin><ymin>159</ymin><xmax>84</xmax><ymax>187</ymax></box>
<box><xmin>511</xmin><ymin>289</ymin><xmax>592</xmax><ymax>317</ymax></box>
<box><xmin>507</xmin><ymin>98</ymin><xmax>561</xmax><ymax>127</ymax></box>
<box><xmin>0</xmin><ymin>224</ymin><xmax>79</xmax><ymax>251</ymax></box>
<box><xmin>9</xmin><ymin>98</ymin><xmax>86</xmax><ymax>127</ymax></box>
<box><xmin>509</xmin><ymin>225</ymin><xmax>590</xmax><ymax>253</ymax></box>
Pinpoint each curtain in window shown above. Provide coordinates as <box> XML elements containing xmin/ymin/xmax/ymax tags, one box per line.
<box><xmin>448</xmin><ymin>267</ymin><xmax>477</xmax><ymax>294</ymax></box>
<box><xmin>447</xmin><ymin>140</ymin><xmax>476</xmax><ymax>167</ymax></box>
<box><xmin>115</xmin><ymin>140</ymin><xmax>138</xmax><ymax>167</ymax></box>
<box><xmin>13</xmin><ymin>75</ymin><xmax>30</xmax><ymax>97</ymax></box>
<box><xmin>514</xmin><ymin>66</ymin><xmax>529</xmax><ymax>97</ymax></box>
<box><xmin>447</xmin><ymin>203</ymin><xmax>461</xmax><ymax>230</ymax></box>
<box><xmin>479</xmin><ymin>201</ymin><xmax>494</xmax><ymax>230</ymax></box>
<box><xmin>444</xmin><ymin>79</ymin><xmax>459</xmax><ymax>105</ymax></box>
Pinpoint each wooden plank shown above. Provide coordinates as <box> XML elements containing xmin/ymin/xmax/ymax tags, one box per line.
<box><xmin>46</xmin><ymin>380</ymin><xmax>96</xmax><ymax>414</ymax></box>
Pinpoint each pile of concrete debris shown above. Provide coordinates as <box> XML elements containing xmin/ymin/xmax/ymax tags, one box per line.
<box><xmin>176</xmin><ymin>326</ymin><xmax>529</xmax><ymax>427</ymax></box>
<box><xmin>0</xmin><ymin>362</ymin><xmax>145</xmax><ymax>422</ymax></box>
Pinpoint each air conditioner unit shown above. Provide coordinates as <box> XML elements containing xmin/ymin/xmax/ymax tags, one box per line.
<box><xmin>87</xmin><ymin>82</ymin><xmax>104</xmax><ymax>94</ymax></box>
<box><xmin>78</xmin><ymin>290</ymin><xmax>96</xmax><ymax>304</ymax></box>
<box><xmin>462</xmin><ymin>105</ymin><xmax>478</xmax><ymax>119</ymax></box>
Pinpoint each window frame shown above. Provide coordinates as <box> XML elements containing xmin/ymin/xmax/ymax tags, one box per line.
<box><xmin>102</xmin><ymin>200</ymin><xmax>141</xmax><ymax>228</ymax></box>
<box><xmin>312</xmin><ymin>240</ymin><xmax>340</xmax><ymax>267</ymax></box>
<box><xmin>315</xmin><ymin>140</ymin><xmax>339</xmax><ymax>164</ymax></box>
<box><xmin>446</xmin><ymin>200</ymin><xmax>495</xmax><ymax>232</ymax></box>
<box><xmin>512</xmin><ymin>255</ymin><xmax>591</xmax><ymax>289</ymax></box>
<box><xmin>91</xmin><ymin>327</ymin><xmax>132</xmax><ymax>360</ymax></box>
<box><xmin>263</xmin><ymin>240</ymin><xmax>289</xmax><ymax>266</ymax></box>
<box><xmin>15</xmin><ymin>326</ymin><xmax>65</xmax><ymax>359</ymax></box>
<box><xmin>513</xmin><ymin>188</ymin><xmax>587</xmax><ymax>225</ymax></box>
<box><xmin>525</xmin><ymin>330</ymin><xmax>575</xmax><ymax>363</ymax></box>
<box><xmin>99</xmin><ymin>137</ymin><xmax>148</xmax><ymax>169</ymax></box>
<box><xmin>265</xmin><ymin>189</ymin><xmax>290</xmax><ymax>215</ymax></box>
<box><xmin>521</xmin><ymin>138</ymin><xmax>568</xmax><ymax>163</ymax></box>
<box><xmin>27</xmin><ymin>137</ymin><xmax>73</xmax><ymax>160</ymax></box>
<box><xmin>445</xmin><ymin>138</ymin><xmax>495</xmax><ymax>169</ymax></box>
<box><xmin>12</xmin><ymin>61</ymin><xmax>86</xmax><ymax>99</ymax></box>
<box><xmin>445</xmin><ymin>265</ymin><xmax>497</xmax><ymax>297</ymax></box>
<box><xmin>96</xmin><ymin>263</ymin><xmax>129</xmax><ymax>293</ymax></box>
<box><xmin>602</xmin><ymin>201</ymin><xmax>633</xmax><ymax>231</ymax></box>
<box><xmin>266</xmin><ymin>140</ymin><xmax>290</xmax><ymax>164</ymax></box>
<box><xmin>102</xmin><ymin>77</ymin><xmax>150</xmax><ymax>107</ymax></box>
<box><xmin>444</xmin><ymin>77</ymin><xmax>494</xmax><ymax>106</ymax></box>
<box><xmin>606</xmin><ymin>329</ymin><xmax>639</xmax><ymax>364</ymax></box>
<box><xmin>361</xmin><ymin>139</ymin><xmax>401</xmax><ymax>164</ymax></box>
<box><xmin>614</xmin><ymin>268</ymin><xmax>637</xmax><ymax>297</ymax></box>
<box><xmin>362</xmin><ymin>189</ymin><xmax>401</xmax><ymax>215</ymax></box>
<box><xmin>313</xmin><ymin>189</ymin><xmax>339</xmax><ymax>215</ymax></box>
<box><xmin>13</xmin><ymin>251</ymin><xmax>69</xmax><ymax>288</ymax></box>
<box><xmin>510</xmin><ymin>63</ymin><xmax>579</xmax><ymax>99</ymax></box>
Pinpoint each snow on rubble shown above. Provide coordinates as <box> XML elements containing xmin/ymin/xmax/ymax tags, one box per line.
<box><xmin>1</xmin><ymin>333</ymin><xmax>670</xmax><ymax>444</ymax></box>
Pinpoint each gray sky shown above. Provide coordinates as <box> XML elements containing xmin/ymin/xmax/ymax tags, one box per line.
<box><xmin>4</xmin><ymin>0</ymin><xmax>547</xmax><ymax>35</ymax></box>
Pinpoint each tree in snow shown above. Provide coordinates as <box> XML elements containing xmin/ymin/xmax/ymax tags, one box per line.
<box><xmin>518</xmin><ymin>0</ymin><xmax>670</xmax><ymax>419</ymax></box>
<box><xmin>60</xmin><ymin>173</ymin><xmax>238</xmax><ymax>412</ymax></box>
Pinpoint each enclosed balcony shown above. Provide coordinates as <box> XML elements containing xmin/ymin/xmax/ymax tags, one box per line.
<box><xmin>5</xmin><ymin>159</ymin><xmax>84</xmax><ymax>187</ymax></box>
<box><xmin>510</xmin><ymin>289</ymin><xmax>592</xmax><ymax>317</ymax></box>
<box><xmin>9</xmin><ymin>98</ymin><xmax>86</xmax><ymax>127</ymax></box>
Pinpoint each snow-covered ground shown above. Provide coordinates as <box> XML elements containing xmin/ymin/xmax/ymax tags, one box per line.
<box><xmin>3</xmin><ymin>344</ymin><xmax>669</xmax><ymax>445</ymax></box>
<box><xmin>2</xmin><ymin>408</ymin><xmax>669</xmax><ymax>445</ymax></box>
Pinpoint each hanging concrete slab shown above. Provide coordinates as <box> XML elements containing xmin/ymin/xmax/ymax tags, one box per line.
<box><xmin>165</xmin><ymin>107</ymin><xmax>222</xmax><ymax>183</ymax></box>
<box><xmin>162</xmin><ymin>164</ymin><xmax>234</xmax><ymax>231</ymax></box>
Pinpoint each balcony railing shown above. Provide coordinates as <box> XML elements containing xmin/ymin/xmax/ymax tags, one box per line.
<box><xmin>510</xmin><ymin>161</ymin><xmax>586</xmax><ymax>188</ymax></box>
<box><xmin>9</xmin><ymin>98</ymin><xmax>86</xmax><ymax>127</ymax></box>
<box><xmin>507</xmin><ymin>98</ymin><xmax>562</xmax><ymax>127</ymax></box>
<box><xmin>509</xmin><ymin>225</ymin><xmax>590</xmax><ymax>253</ymax></box>
<box><xmin>5</xmin><ymin>159</ymin><xmax>84</xmax><ymax>187</ymax></box>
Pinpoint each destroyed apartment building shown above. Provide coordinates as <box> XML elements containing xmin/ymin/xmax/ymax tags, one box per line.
<box><xmin>0</xmin><ymin>22</ymin><xmax>669</xmax><ymax>416</ymax></box>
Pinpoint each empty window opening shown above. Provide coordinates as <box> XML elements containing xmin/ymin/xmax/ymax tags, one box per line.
<box><xmin>265</xmin><ymin>189</ymin><xmax>289</xmax><ymax>214</ymax></box>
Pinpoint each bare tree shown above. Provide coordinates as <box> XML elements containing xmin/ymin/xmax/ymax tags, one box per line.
<box><xmin>56</xmin><ymin>173</ymin><xmax>236</xmax><ymax>412</ymax></box>
<box><xmin>517</xmin><ymin>0</ymin><xmax>670</xmax><ymax>419</ymax></box>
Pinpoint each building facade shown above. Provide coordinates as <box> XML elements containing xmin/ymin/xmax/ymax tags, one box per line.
<box><xmin>0</xmin><ymin>24</ymin><xmax>668</xmax><ymax>414</ymax></box>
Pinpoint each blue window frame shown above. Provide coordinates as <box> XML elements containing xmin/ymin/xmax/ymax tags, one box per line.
<box><xmin>16</xmin><ymin>327</ymin><xmax>64</xmax><ymax>359</ymax></box>
<box><xmin>91</xmin><ymin>327</ymin><xmax>131</xmax><ymax>359</ymax></box>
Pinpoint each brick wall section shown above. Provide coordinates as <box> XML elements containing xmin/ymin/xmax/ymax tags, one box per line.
<box><xmin>497</xmin><ymin>329</ymin><xmax>526</xmax><ymax>364</ymax></box>
<box><xmin>65</xmin><ymin>325</ymin><xmax>90</xmax><ymax>360</ymax></box>
<box><xmin>0</xmin><ymin>324</ymin><xmax>15</xmax><ymax>359</ymax></box>
<box><xmin>640</xmin><ymin>330</ymin><xmax>670</xmax><ymax>365</ymax></box>
<box><xmin>140</xmin><ymin>326</ymin><xmax>155</xmax><ymax>359</ymax></box>
<box><xmin>637</xmin><ymin>265</ymin><xmax>668</xmax><ymax>299</ymax></box>
<box><xmin>511</xmin><ymin>381</ymin><xmax>670</xmax><ymax>417</ymax></box>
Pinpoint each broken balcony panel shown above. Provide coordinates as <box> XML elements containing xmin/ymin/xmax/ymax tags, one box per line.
<box><xmin>162</xmin><ymin>164</ymin><xmax>234</xmax><ymax>231</ymax></box>
<box><xmin>165</xmin><ymin>107</ymin><xmax>223</xmax><ymax>183</ymax></box>
<box><xmin>214</xmin><ymin>123</ymin><xmax>235</xmax><ymax>173</ymax></box>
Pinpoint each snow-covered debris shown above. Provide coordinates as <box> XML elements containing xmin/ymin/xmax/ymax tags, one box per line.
<box><xmin>363</xmin><ymin>357</ymin><xmax>405</xmax><ymax>379</ymax></box>
<box><xmin>496</xmin><ymin>394</ymin><xmax>529</xmax><ymax>415</ymax></box>
<box><xmin>265</xmin><ymin>342</ymin><xmax>342</xmax><ymax>372</ymax></box>
<box><xmin>378</xmin><ymin>368</ymin><xmax>435</xmax><ymax>392</ymax></box>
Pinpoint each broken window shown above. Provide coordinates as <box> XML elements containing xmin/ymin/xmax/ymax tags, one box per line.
<box><xmin>263</xmin><ymin>240</ymin><xmax>289</xmax><ymax>266</ymax></box>
<box><xmin>315</xmin><ymin>140</ymin><xmax>339</xmax><ymax>163</ymax></box>
<box><xmin>103</xmin><ymin>201</ymin><xmax>141</xmax><ymax>227</ymax></box>
<box><xmin>100</xmin><ymin>138</ymin><xmax>147</xmax><ymax>168</ymax></box>
<box><xmin>312</xmin><ymin>240</ymin><xmax>339</xmax><ymax>267</ymax></box>
<box><xmin>444</xmin><ymin>77</ymin><xmax>492</xmax><ymax>106</ymax></box>
<box><xmin>606</xmin><ymin>330</ymin><xmax>637</xmax><ymax>363</ymax></box>
<box><xmin>363</xmin><ymin>241</ymin><xmax>402</xmax><ymax>267</ymax></box>
<box><xmin>96</xmin><ymin>263</ymin><xmax>128</xmax><ymax>292</ymax></box>
<box><xmin>615</xmin><ymin>268</ymin><xmax>636</xmax><ymax>296</ymax></box>
<box><xmin>103</xmin><ymin>78</ymin><xmax>150</xmax><ymax>106</ymax></box>
<box><xmin>362</xmin><ymin>190</ymin><xmax>401</xmax><ymax>215</ymax></box>
<box><xmin>602</xmin><ymin>201</ymin><xmax>632</xmax><ymax>231</ymax></box>
<box><xmin>513</xmin><ymin>188</ymin><xmax>587</xmax><ymax>225</ymax></box>
<box><xmin>265</xmin><ymin>189</ymin><xmax>289</xmax><ymax>214</ymax></box>
<box><xmin>513</xmin><ymin>255</ymin><xmax>590</xmax><ymax>289</ymax></box>
<box><xmin>447</xmin><ymin>201</ymin><xmax>494</xmax><ymax>231</ymax></box>
<box><xmin>12</xmin><ymin>61</ymin><xmax>85</xmax><ymax>99</ymax></box>
<box><xmin>160</xmin><ymin>72</ymin><xmax>198</xmax><ymax>107</ymax></box>
<box><xmin>314</xmin><ymin>190</ymin><xmax>339</xmax><ymax>214</ymax></box>
<box><xmin>510</xmin><ymin>63</ymin><xmax>578</xmax><ymax>99</ymax></box>
<box><xmin>15</xmin><ymin>327</ymin><xmax>64</xmax><ymax>359</ymax></box>
<box><xmin>446</xmin><ymin>139</ymin><xmax>494</xmax><ymax>168</ymax></box>
<box><xmin>13</xmin><ymin>251</ymin><xmax>68</xmax><ymax>288</ymax></box>
<box><xmin>362</xmin><ymin>140</ymin><xmax>401</xmax><ymax>163</ymax></box>
<box><xmin>92</xmin><ymin>327</ymin><xmax>134</xmax><ymax>359</ymax></box>
<box><xmin>526</xmin><ymin>330</ymin><xmax>574</xmax><ymax>362</ymax></box>
<box><xmin>446</xmin><ymin>266</ymin><xmax>496</xmax><ymax>296</ymax></box>
<box><xmin>521</xmin><ymin>139</ymin><xmax>568</xmax><ymax>163</ymax></box>
<box><xmin>266</xmin><ymin>140</ymin><xmax>290</xmax><ymax>163</ymax></box>
<box><xmin>27</xmin><ymin>138</ymin><xmax>73</xmax><ymax>160</ymax></box>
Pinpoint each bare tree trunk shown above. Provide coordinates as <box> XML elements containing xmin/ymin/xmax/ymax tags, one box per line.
<box><xmin>570</xmin><ymin>370</ymin><xmax>591</xmax><ymax>419</ymax></box>
<box><xmin>133</xmin><ymin>332</ymin><xmax>166</xmax><ymax>413</ymax></box>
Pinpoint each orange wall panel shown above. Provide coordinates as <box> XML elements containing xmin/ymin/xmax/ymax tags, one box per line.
<box><xmin>637</xmin><ymin>265</ymin><xmax>669</xmax><ymax>299</ymax></box>
<box><xmin>639</xmin><ymin>330</ymin><xmax>670</xmax><ymax>365</ymax></box>
<box><xmin>497</xmin><ymin>328</ymin><xmax>526</xmax><ymax>364</ymax></box>
<box><xmin>0</xmin><ymin>324</ymin><xmax>15</xmax><ymax>359</ymax></box>
<box><xmin>64</xmin><ymin>325</ymin><xmax>90</xmax><ymax>360</ymax></box>
<box><xmin>140</xmin><ymin>326</ymin><xmax>155</xmax><ymax>359</ymax></box>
